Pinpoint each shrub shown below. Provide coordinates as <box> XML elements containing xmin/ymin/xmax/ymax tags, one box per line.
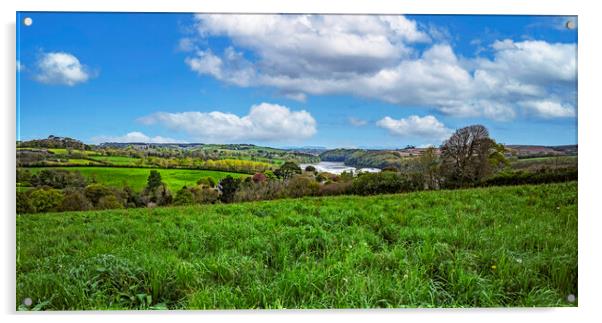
<box><xmin>274</xmin><ymin>162</ymin><xmax>302</xmax><ymax>179</ymax></box>
<box><xmin>143</xmin><ymin>184</ymin><xmax>172</xmax><ymax>206</ymax></box>
<box><xmin>17</xmin><ymin>168</ymin><xmax>33</xmax><ymax>186</ymax></box>
<box><xmin>30</xmin><ymin>169</ymin><xmax>88</xmax><ymax>189</ymax></box>
<box><xmin>190</xmin><ymin>186</ymin><xmax>220</xmax><ymax>204</ymax></box>
<box><xmin>84</xmin><ymin>184</ymin><xmax>115</xmax><ymax>206</ymax></box>
<box><xmin>252</xmin><ymin>173</ymin><xmax>267</xmax><ymax>183</ymax></box>
<box><xmin>234</xmin><ymin>180</ymin><xmax>286</xmax><ymax>202</ymax></box>
<box><xmin>318</xmin><ymin>181</ymin><xmax>352</xmax><ymax>196</ymax></box>
<box><xmin>285</xmin><ymin>175</ymin><xmax>319</xmax><ymax>198</ymax></box>
<box><xmin>219</xmin><ymin>176</ymin><xmax>240</xmax><ymax>203</ymax></box>
<box><xmin>481</xmin><ymin>167</ymin><xmax>577</xmax><ymax>187</ymax></box>
<box><xmin>97</xmin><ymin>195</ymin><xmax>125</xmax><ymax>210</ymax></box>
<box><xmin>174</xmin><ymin>187</ymin><xmax>195</xmax><ymax>205</ymax></box>
<box><xmin>16</xmin><ymin>191</ymin><xmax>34</xmax><ymax>214</ymax></box>
<box><xmin>304</xmin><ymin>165</ymin><xmax>316</xmax><ymax>172</ymax></box>
<box><xmin>351</xmin><ymin>172</ymin><xmax>421</xmax><ymax>195</ymax></box>
<box><xmin>28</xmin><ymin>188</ymin><xmax>64</xmax><ymax>213</ymax></box>
<box><xmin>59</xmin><ymin>189</ymin><xmax>93</xmax><ymax>212</ymax></box>
<box><xmin>196</xmin><ymin>177</ymin><xmax>216</xmax><ymax>188</ymax></box>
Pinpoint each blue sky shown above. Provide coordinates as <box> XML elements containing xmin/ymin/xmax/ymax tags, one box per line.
<box><xmin>16</xmin><ymin>13</ymin><xmax>577</xmax><ymax>148</ymax></box>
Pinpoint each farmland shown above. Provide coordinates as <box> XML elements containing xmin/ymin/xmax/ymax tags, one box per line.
<box><xmin>25</xmin><ymin>167</ymin><xmax>247</xmax><ymax>191</ymax></box>
<box><xmin>16</xmin><ymin>182</ymin><xmax>577</xmax><ymax>310</ymax></box>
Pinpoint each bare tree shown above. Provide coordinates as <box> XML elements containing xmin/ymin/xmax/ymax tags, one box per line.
<box><xmin>440</xmin><ymin>125</ymin><xmax>495</xmax><ymax>187</ymax></box>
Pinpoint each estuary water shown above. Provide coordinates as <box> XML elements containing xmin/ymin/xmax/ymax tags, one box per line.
<box><xmin>299</xmin><ymin>161</ymin><xmax>381</xmax><ymax>175</ymax></box>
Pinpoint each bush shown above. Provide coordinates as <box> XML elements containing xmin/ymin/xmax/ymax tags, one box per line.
<box><xmin>219</xmin><ymin>176</ymin><xmax>240</xmax><ymax>203</ymax></box>
<box><xmin>196</xmin><ymin>177</ymin><xmax>216</xmax><ymax>188</ymax></box>
<box><xmin>351</xmin><ymin>172</ymin><xmax>421</xmax><ymax>195</ymax></box>
<box><xmin>274</xmin><ymin>162</ymin><xmax>302</xmax><ymax>179</ymax></box>
<box><xmin>481</xmin><ymin>167</ymin><xmax>577</xmax><ymax>187</ymax></box>
<box><xmin>59</xmin><ymin>189</ymin><xmax>93</xmax><ymax>212</ymax></box>
<box><xmin>190</xmin><ymin>186</ymin><xmax>220</xmax><ymax>204</ymax></box>
<box><xmin>16</xmin><ymin>191</ymin><xmax>34</xmax><ymax>214</ymax></box>
<box><xmin>174</xmin><ymin>187</ymin><xmax>195</xmax><ymax>205</ymax></box>
<box><xmin>285</xmin><ymin>175</ymin><xmax>319</xmax><ymax>198</ymax></box>
<box><xmin>30</xmin><ymin>169</ymin><xmax>88</xmax><ymax>189</ymax></box>
<box><xmin>17</xmin><ymin>168</ymin><xmax>33</xmax><ymax>186</ymax></box>
<box><xmin>252</xmin><ymin>173</ymin><xmax>267</xmax><ymax>183</ymax></box>
<box><xmin>304</xmin><ymin>165</ymin><xmax>316</xmax><ymax>172</ymax></box>
<box><xmin>28</xmin><ymin>188</ymin><xmax>64</xmax><ymax>213</ymax></box>
<box><xmin>84</xmin><ymin>184</ymin><xmax>115</xmax><ymax>206</ymax></box>
<box><xmin>234</xmin><ymin>180</ymin><xmax>287</xmax><ymax>202</ymax></box>
<box><xmin>143</xmin><ymin>183</ymin><xmax>172</xmax><ymax>206</ymax></box>
<box><xmin>318</xmin><ymin>181</ymin><xmax>352</xmax><ymax>196</ymax></box>
<box><xmin>97</xmin><ymin>195</ymin><xmax>125</xmax><ymax>210</ymax></box>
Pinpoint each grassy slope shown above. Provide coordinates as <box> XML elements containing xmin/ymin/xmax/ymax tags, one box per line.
<box><xmin>16</xmin><ymin>182</ymin><xmax>577</xmax><ymax>310</ymax></box>
<box><xmin>25</xmin><ymin>167</ymin><xmax>246</xmax><ymax>191</ymax></box>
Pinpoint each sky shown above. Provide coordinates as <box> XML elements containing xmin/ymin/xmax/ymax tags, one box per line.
<box><xmin>16</xmin><ymin>12</ymin><xmax>578</xmax><ymax>149</ymax></box>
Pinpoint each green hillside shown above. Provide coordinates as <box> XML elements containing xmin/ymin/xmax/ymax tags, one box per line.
<box><xmin>17</xmin><ymin>182</ymin><xmax>577</xmax><ymax>310</ymax></box>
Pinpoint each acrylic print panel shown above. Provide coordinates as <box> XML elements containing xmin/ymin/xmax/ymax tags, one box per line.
<box><xmin>16</xmin><ymin>12</ymin><xmax>577</xmax><ymax>310</ymax></box>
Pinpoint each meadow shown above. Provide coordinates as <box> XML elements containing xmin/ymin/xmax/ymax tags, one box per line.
<box><xmin>25</xmin><ymin>167</ymin><xmax>246</xmax><ymax>191</ymax></box>
<box><xmin>16</xmin><ymin>182</ymin><xmax>577</xmax><ymax>310</ymax></box>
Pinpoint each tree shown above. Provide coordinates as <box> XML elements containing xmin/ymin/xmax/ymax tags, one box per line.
<box><xmin>417</xmin><ymin>147</ymin><xmax>440</xmax><ymax>190</ymax></box>
<box><xmin>174</xmin><ymin>187</ymin><xmax>195</xmax><ymax>205</ymax></box>
<box><xmin>439</xmin><ymin>125</ymin><xmax>496</xmax><ymax>187</ymax></box>
<box><xmin>59</xmin><ymin>189</ymin><xmax>93</xmax><ymax>211</ymax></box>
<box><xmin>84</xmin><ymin>184</ymin><xmax>114</xmax><ymax>206</ymax></box>
<box><xmin>146</xmin><ymin>170</ymin><xmax>163</xmax><ymax>191</ymax></box>
<box><xmin>274</xmin><ymin>162</ymin><xmax>302</xmax><ymax>179</ymax></box>
<box><xmin>97</xmin><ymin>195</ymin><xmax>125</xmax><ymax>210</ymax></box>
<box><xmin>304</xmin><ymin>165</ymin><xmax>316</xmax><ymax>173</ymax></box>
<box><xmin>28</xmin><ymin>188</ymin><xmax>64</xmax><ymax>213</ymax></box>
<box><xmin>219</xmin><ymin>176</ymin><xmax>240</xmax><ymax>203</ymax></box>
<box><xmin>252</xmin><ymin>173</ymin><xmax>267</xmax><ymax>183</ymax></box>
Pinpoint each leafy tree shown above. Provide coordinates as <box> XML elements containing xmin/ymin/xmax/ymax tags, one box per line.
<box><xmin>97</xmin><ymin>195</ymin><xmax>125</xmax><ymax>210</ymax></box>
<box><xmin>252</xmin><ymin>173</ymin><xmax>267</xmax><ymax>183</ymax></box>
<box><xmin>84</xmin><ymin>184</ymin><xmax>114</xmax><ymax>206</ymax></box>
<box><xmin>28</xmin><ymin>188</ymin><xmax>64</xmax><ymax>213</ymax></box>
<box><xmin>417</xmin><ymin>147</ymin><xmax>440</xmax><ymax>190</ymax></box>
<box><xmin>440</xmin><ymin>125</ymin><xmax>496</xmax><ymax>187</ymax></box>
<box><xmin>197</xmin><ymin>176</ymin><xmax>216</xmax><ymax>188</ymax></box>
<box><xmin>274</xmin><ymin>162</ymin><xmax>302</xmax><ymax>179</ymax></box>
<box><xmin>16</xmin><ymin>191</ymin><xmax>34</xmax><ymax>214</ymax></box>
<box><xmin>146</xmin><ymin>170</ymin><xmax>163</xmax><ymax>191</ymax></box>
<box><xmin>219</xmin><ymin>176</ymin><xmax>240</xmax><ymax>203</ymax></box>
<box><xmin>174</xmin><ymin>187</ymin><xmax>195</xmax><ymax>205</ymax></box>
<box><xmin>304</xmin><ymin>165</ymin><xmax>316</xmax><ymax>172</ymax></box>
<box><xmin>59</xmin><ymin>189</ymin><xmax>93</xmax><ymax>211</ymax></box>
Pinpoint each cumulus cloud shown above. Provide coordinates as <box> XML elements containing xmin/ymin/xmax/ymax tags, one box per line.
<box><xmin>182</xmin><ymin>14</ymin><xmax>577</xmax><ymax>121</ymax></box>
<box><xmin>518</xmin><ymin>99</ymin><xmax>576</xmax><ymax>118</ymax></box>
<box><xmin>91</xmin><ymin>132</ymin><xmax>181</xmax><ymax>144</ymax></box>
<box><xmin>34</xmin><ymin>52</ymin><xmax>93</xmax><ymax>86</ymax></box>
<box><xmin>138</xmin><ymin>102</ymin><xmax>317</xmax><ymax>142</ymax></box>
<box><xmin>376</xmin><ymin>115</ymin><xmax>452</xmax><ymax>140</ymax></box>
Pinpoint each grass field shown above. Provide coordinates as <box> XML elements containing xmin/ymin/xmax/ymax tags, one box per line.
<box><xmin>88</xmin><ymin>156</ymin><xmax>143</xmax><ymax>166</ymax></box>
<box><xmin>25</xmin><ymin>167</ymin><xmax>246</xmax><ymax>191</ymax></box>
<box><xmin>511</xmin><ymin>156</ymin><xmax>577</xmax><ymax>171</ymax></box>
<box><xmin>16</xmin><ymin>182</ymin><xmax>577</xmax><ymax>310</ymax></box>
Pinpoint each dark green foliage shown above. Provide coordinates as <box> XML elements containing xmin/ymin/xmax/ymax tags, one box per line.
<box><xmin>30</xmin><ymin>169</ymin><xmax>88</xmax><ymax>189</ymax></box>
<box><xmin>16</xmin><ymin>191</ymin><xmax>34</xmax><ymax>214</ymax></box>
<box><xmin>17</xmin><ymin>168</ymin><xmax>33</xmax><ymax>186</ymax></box>
<box><xmin>16</xmin><ymin>183</ymin><xmax>578</xmax><ymax>309</ymax></box>
<box><xmin>27</xmin><ymin>188</ymin><xmax>64</xmax><ymax>213</ymax></box>
<box><xmin>174</xmin><ymin>188</ymin><xmax>195</xmax><ymax>206</ymax></box>
<box><xmin>196</xmin><ymin>176</ymin><xmax>216</xmax><ymax>188</ymax></box>
<box><xmin>285</xmin><ymin>175</ymin><xmax>320</xmax><ymax>198</ymax></box>
<box><xmin>84</xmin><ymin>184</ymin><xmax>115</xmax><ymax>206</ymax></box>
<box><xmin>146</xmin><ymin>170</ymin><xmax>163</xmax><ymax>191</ymax></box>
<box><xmin>351</xmin><ymin>172</ymin><xmax>421</xmax><ymax>195</ymax></box>
<box><xmin>320</xmin><ymin>149</ymin><xmax>401</xmax><ymax>169</ymax></box>
<box><xmin>304</xmin><ymin>165</ymin><xmax>316</xmax><ymax>172</ymax></box>
<box><xmin>274</xmin><ymin>162</ymin><xmax>302</xmax><ymax>179</ymax></box>
<box><xmin>97</xmin><ymin>195</ymin><xmax>125</xmax><ymax>210</ymax></box>
<box><xmin>219</xmin><ymin>176</ymin><xmax>241</xmax><ymax>203</ymax></box>
<box><xmin>481</xmin><ymin>167</ymin><xmax>577</xmax><ymax>187</ymax></box>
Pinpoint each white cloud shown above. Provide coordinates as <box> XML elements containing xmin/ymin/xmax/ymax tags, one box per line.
<box><xmin>349</xmin><ymin>117</ymin><xmax>368</xmax><ymax>126</ymax></box>
<box><xmin>17</xmin><ymin>60</ymin><xmax>24</xmax><ymax>72</ymax></box>
<box><xmin>139</xmin><ymin>102</ymin><xmax>317</xmax><ymax>142</ymax></box>
<box><xmin>376</xmin><ymin>115</ymin><xmax>453</xmax><ymax>140</ymax></box>
<box><xmin>518</xmin><ymin>99</ymin><xmax>576</xmax><ymax>118</ymax></box>
<box><xmin>34</xmin><ymin>52</ymin><xmax>92</xmax><ymax>86</ymax></box>
<box><xmin>183</xmin><ymin>15</ymin><xmax>577</xmax><ymax>121</ymax></box>
<box><xmin>91</xmin><ymin>132</ymin><xmax>181</xmax><ymax>144</ymax></box>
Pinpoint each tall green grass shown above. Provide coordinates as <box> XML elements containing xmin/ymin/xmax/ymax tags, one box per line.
<box><xmin>16</xmin><ymin>182</ymin><xmax>577</xmax><ymax>310</ymax></box>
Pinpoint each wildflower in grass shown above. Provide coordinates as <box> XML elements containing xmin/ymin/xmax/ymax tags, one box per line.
<box><xmin>491</xmin><ymin>265</ymin><xmax>497</xmax><ymax>270</ymax></box>
<box><xmin>516</xmin><ymin>258</ymin><xmax>523</xmax><ymax>264</ymax></box>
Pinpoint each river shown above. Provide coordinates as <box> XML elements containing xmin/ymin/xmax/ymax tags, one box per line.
<box><xmin>299</xmin><ymin>161</ymin><xmax>381</xmax><ymax>175</ymax></box>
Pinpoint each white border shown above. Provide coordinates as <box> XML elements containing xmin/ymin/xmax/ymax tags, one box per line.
<box><xmin>2</xmin><ymin>1</ymin><xmax>601</xmax><ymax>322</ymax></box>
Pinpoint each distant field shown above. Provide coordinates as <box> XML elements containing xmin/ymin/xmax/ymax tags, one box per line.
<box><xmin>16</xmin><ymin>182</ymin><xmax>577</xmax><ymax>310</ymax></box>
<box><xmin>89</xmin><ymin>156</ymin><xmax>143</xmax><ymax>166</ymax></box>
<box><xmin>511</xmin><ymin>156</ymin><xmax>577</xmax><ymax>170</ymax></box>
<box><xmin>25</xmin><ymin>167</ymin><xmax>247</xmax><ymax>191</ymax></box>
<box><xmin>46</xmin><ymin>148</ymin><xmax>100</xmax><ymax>156</ymax></box>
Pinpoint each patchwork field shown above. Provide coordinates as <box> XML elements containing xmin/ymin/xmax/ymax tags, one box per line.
<box><xmin>25</xmin><ymin>167</ymin><xmax>247</xmax><ymax>191</ymax></box>
<box><xmin>16</xmin><ymin>182</ymin><xmax>577</xmax><ymax>310</ymax></box>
